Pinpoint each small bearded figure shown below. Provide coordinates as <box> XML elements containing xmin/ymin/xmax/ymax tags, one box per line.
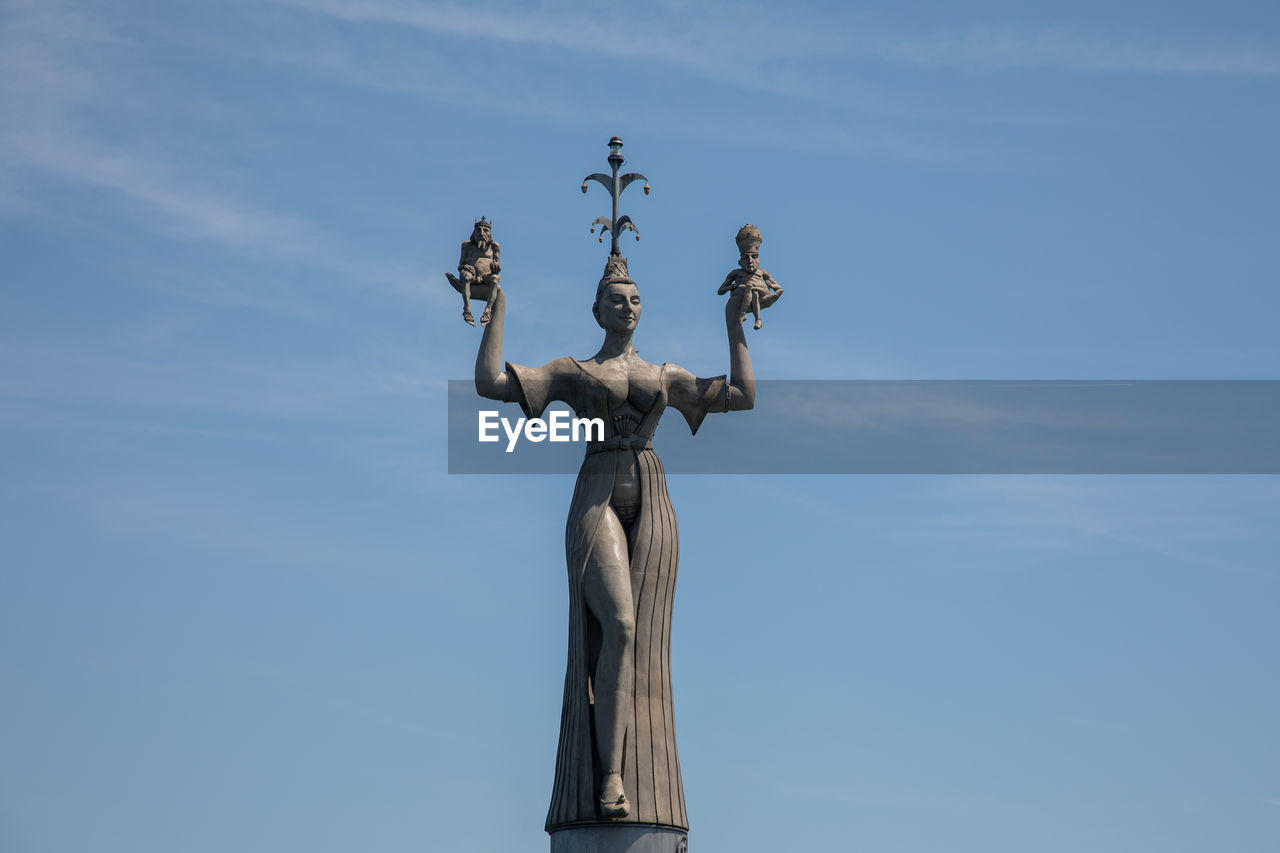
<box><xmin>448</xmin><ymin>217</ymin><xmax>501</xmax><ymax>326</ymax></box>
<box><xmin>717</xmin><ymin>223</ymin><xmax>783</xmax><ymax>330</ymax></box>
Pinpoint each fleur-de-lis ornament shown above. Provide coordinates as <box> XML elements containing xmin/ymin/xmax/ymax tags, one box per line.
<box><xmin>581</xmin><ymin>136</ymin><xmax>650</xmax><ymax>256</ymax></box>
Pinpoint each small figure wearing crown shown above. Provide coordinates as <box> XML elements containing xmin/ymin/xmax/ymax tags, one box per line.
<box><xmin>717</xmin><ymin>223</ymin><xmax>783</xmax><ymax>330</ymax></box>
<box><xmin>446</xmin><ymin>217</ymin><xmax>501</xmax><ymax>326</ymax></box>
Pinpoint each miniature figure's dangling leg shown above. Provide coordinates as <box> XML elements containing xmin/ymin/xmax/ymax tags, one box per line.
<box><xmin>461</xmin><ymin>272</ymin><xmax>476</xmax><ymax>326</ymax></box>
<box><xmin>751</xmin><ymin>289</ymin><xmax>763</xmax><ymax>330</ymax></box>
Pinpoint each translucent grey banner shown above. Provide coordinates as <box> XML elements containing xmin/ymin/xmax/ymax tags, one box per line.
<box><xmin>448</xmin><ymin>380</ymin><xmax>1280</xmax><ymax>474</ymax></box>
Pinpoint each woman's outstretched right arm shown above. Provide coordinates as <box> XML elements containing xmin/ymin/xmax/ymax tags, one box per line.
<box><xmin>474</xmin><ymin>285</ymin><xmax>509</xmax><ymax>401</ymax></box>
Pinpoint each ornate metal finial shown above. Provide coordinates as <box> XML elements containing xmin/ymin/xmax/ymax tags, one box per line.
<box><xmin>581</xmin><ymin>136</ymin><xmax>650</xmax><ymax>256</ymax></box>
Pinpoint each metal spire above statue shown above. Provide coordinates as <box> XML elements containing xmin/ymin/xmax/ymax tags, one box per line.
<box><xmin>582</xmin><ymin>135</ymin><xmax>650</xmax><ymax>256</ymax></box>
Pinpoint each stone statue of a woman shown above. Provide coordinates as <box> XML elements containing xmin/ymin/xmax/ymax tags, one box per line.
<box><xmin>474</xmin><ymin>256</ymin><xmax>756</xmax><ymax>835</ymax></box>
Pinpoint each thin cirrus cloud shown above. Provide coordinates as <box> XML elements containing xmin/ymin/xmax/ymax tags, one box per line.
<box><xmin>858</xmin><ymin>25</ymin><xmax>1280</xmax><ymax>75</ymax></box>
<box><xmin>5</xmin><ymin>0</ymin><xmax>1277</xmax><ymax>288</ymax></box>
<box><xmin>3</xmin><ymin>127</ymin><xmax>435</xmax><ymax>305</ymax></box>
<box><xmin>0</xmin><ymin>2</ymin><xmax>432</xmax><ymax>302</ymax></box>
<box><xmin>6</xmin><ymin>131</ymin><xmax>317</xmax><ymax>251</ymax></box>
<box><xmin>0</xmin><ymin>3</ymin><xmax>307</xmax><ymax>255</ymax></box>
<box><xmin>269</xmin><ymin>0</ymin><xmax>1280</xmax><ymax>78</ymax></box>
<box><xmin>2</xmin><ymin>126</ymin><xmax>432</xmax><ymax>307</ymax></box>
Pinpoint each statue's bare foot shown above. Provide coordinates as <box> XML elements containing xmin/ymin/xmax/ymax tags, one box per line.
<box><xmin>463</xmin><ymin>309</ymin><xmax>476</xmax><ymax>327</ymax></box>
<box><xmin>754</xmin><ymin>318</ymin><xmax>763</xmax><ymax>330</ymax></box>
<box><xmin>599</xmin><ymin>772</ymin><xmax>630</xmax><ymax>819</ymax></box>
<box><xmin>479</xmin><ymin>306</ymin><xmax>493</xmax><ymax>326</ymax></box>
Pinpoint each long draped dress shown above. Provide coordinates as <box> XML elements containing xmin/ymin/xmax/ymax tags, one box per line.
<box><xmin>505</xmin><ymin>356</ymin><xmax>726</xmax><ymax>831</ymax></box>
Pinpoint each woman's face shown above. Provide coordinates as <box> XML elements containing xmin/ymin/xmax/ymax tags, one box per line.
<box><xmin>596</xmin><ymin>282</ymin><xmax>641</xmax><ymax>333</ymax></box>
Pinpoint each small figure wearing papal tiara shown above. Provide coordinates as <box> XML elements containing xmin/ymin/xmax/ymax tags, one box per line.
<box><xmin>717</xmin><ymin>223</ymin><xmax>783</xmax><ymax>330</ymax></box>
<box><xmin>446</xmin><ymin>217</ymin><xmax>501</xmax><ymax>326</ymax></box>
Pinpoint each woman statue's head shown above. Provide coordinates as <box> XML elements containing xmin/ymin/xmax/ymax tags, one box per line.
<box><xmin>593</xmin><ymin>256</ymin><xmax>641</xmax><ymax>334</ymax></box>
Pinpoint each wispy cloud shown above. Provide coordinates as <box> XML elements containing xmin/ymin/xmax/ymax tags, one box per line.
<box><xmin>0</xmin><ymin>337</ymin><xmax>440</xmax><ymax>423</ymax></box>
<box><xmin>249</xmin><ymin>29</ymin><xmax>586</xmax><ymax>127</ymax></box>
<box><xmin>263</xmin><ymin>0</ymin><xmax>890</xmax><ymax>112</ymax></box>
<box><xmin>737</xmin><ymin>475</ymin><xmax>1280</xmax><ymax>576</ymax></box>
<box><xmin>4</xmin><ymin>0</ymin><xmax>1276</xmax><ymax>295</ymax></box>
<box><xmin>3</xmin><ymin>124</ymin><xmax>440</xmax><ymax>308</ymax></box>
<box><xmin>919</xmin><ymin>476</ymin><xmax>1280</xmax><ymax>575</ymax></box>
<box><xmin>246</xmin><ymin>0</ymin><xmax>1279</xmax><ymax>162</ymax></box>
<box><xmin>0</xmin><ymin>0</ymin><xmax>441</xmax><ymax>309</ymax></box>
<box><xmin>228</xmin><ymin>2</ymin><xmax>966</xmax><ymax>160</ymax></box>
<box><xmin>0</xmin><ymin>0</ymin><xmax>119</xmax><ymax>98</ymax></box>
<box><xmin>272</xmin><ymin>0</ymin><xmax>1280</xmax><ymax>78</ymax></box>
<box><xmin>268</xmin><ymin>0</ymin><xmax>839</xmax><ymax>69</ymax></box>
<box><xmin>6</xmin><ymin>130</ymin><xmax>319</xmax><ymax>250</ymax></box>
<box><xmin>855</xmin><ymin>25</ymin><xmax>1280</xmax><ymax>75</ymax></box>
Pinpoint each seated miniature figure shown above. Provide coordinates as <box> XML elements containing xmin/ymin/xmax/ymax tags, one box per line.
<box><xmin>446</xmin><ymin>217</ymin><xmax>501</xmax><ymax>326</ymax></box>
<box><xmin>717</xmin><ymin>223</ymin><xmax>783</xmax><ymax>330</ymax></box>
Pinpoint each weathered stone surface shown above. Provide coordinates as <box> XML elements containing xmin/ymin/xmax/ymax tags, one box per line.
<box><xmin>468</xmin><ymin>139</ymin><xmax>777</xmax><ymax>841</ymax></box>
<box><xmin>446</xmin><ymin>217</ymin><xmax>500</xmax><ymax>326</ymax></box>
<box><xmin>717</xmin><ymin>223</ymin><xmax>783</xmax><ymax>331</ymax></box>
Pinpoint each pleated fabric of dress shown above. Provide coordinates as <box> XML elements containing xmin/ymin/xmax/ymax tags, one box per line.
<box><xmin>504</xmin><ymin>357</ymin><xmax>726</xmax><ymax>832</ymax></box>
<box><xmin>546</xmin><ymin>447</ymin><xmax>686</xmax><ymax>830</ymax></box>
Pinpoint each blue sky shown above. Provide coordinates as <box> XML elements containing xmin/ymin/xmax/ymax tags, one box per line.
<box><xmin>2</xmin><ymin>1</ymin><xmax>1278</xmax><ymax>851</ymax></box>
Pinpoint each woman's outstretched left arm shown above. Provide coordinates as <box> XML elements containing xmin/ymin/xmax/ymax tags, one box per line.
<box><xmin>474</xmin><ymin>285</ymin><xmax>509</xmax><ymax>401</ymax></box>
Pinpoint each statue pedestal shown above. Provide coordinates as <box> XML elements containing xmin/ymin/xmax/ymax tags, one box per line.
<box><xmin>548</xmin><ymin>824</ymin><xmax>688</xmax><ymax>853</ymax></box>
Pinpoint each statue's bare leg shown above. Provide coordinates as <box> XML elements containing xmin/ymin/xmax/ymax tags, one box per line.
<box><xmin>461</xmin><ymin>275</ymin><xmax>476</xmax><ymax>326</ymax></box>
<box><xmin>583</xmin><ymin>508</ymin><xmax>634</xmax><ymax>819</ymax></box>
<box><xmin>751</xmin><ymin>291</ymin><xmax>763</xmax><ymax>330</ymax></box>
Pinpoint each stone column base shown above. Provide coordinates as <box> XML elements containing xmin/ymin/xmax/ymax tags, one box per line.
<box><xmin>548</xmin><ymin>823</ymin><xmax>688</xmax><ymax>853</ymax></box>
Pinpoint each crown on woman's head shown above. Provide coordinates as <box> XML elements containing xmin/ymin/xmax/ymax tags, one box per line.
<box><xmin>599</xmin><ymin>255</ymin><xmax>634</xmax><ymax>286</ymax></box>
<box><xmin>735</xmin><ymin>223</ymin><xmax>762</xmax><ymax>253</ymax></box>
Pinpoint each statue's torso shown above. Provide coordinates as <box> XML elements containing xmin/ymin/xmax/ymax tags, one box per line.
<box><xmin>575</xmin><ymin>355</ymin><xmax>670</xmax><ymax>513</ymax></box>
<box><xmin>731</xmin><ymin>268</ymin><xmax>769</xmax><ymax>291</ymax></box>
<box><xmin>576</xmin><ymin>354</ymin><xmax>664</xmax><ymax>430</ymax></box>
<box><xmin>462</xmin><ymin>241</ymin><xmax>498</xmax><ymax>275</ymax></box>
